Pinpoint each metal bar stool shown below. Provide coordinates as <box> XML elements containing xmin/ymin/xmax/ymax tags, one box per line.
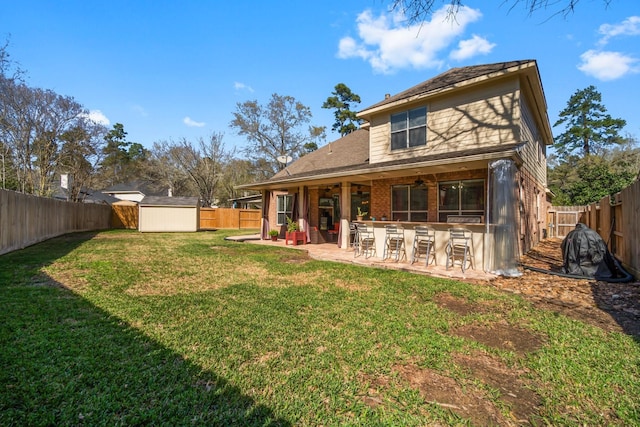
<box><xmin>383</xmin><ymin>224</ymin><xmax>406</xmax><ymax>262</ymax></box>
<box><xmin>349</xmin><ymin>222</ymin><xmax>359</xmax><ymax>250</ymax></box>
<box><xmin>411</xmin><ymin>225</ymin><xmax>436</xmax><ymax>266</ymax></box>
<box><xmin>445</xmin><ymin>228</ymin><xmax>474</xmax><ymax>273</ymax></box>
<box><xmin>355</xmin><ymin>224</ymin><xmax>376</xmax><ymax>258</ymax></box>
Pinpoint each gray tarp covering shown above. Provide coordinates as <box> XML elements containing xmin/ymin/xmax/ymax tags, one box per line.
<box><xmin>561</xmin><ymin>223</ymin><xmax>615</xmax><ymax>279</ymax></box>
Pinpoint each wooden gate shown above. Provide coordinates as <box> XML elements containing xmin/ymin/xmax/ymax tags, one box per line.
<box><xmin>547</xmin><ymin>207</ymin><xmax>587</xmax><ymax>238</ymax></box>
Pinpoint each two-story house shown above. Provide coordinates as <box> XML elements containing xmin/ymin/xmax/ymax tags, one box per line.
<box><xmin>240</xmin><ymin>60</ymin><xmax>553</xmax><ymax>274</ymax></box>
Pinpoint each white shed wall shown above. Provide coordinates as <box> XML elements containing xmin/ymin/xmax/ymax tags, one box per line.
<box><xmin>139</xmin><ymin>206</ymin><xmax>198</xmax><ymax>232</ymax></box>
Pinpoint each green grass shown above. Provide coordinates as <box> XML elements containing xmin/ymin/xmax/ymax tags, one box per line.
<box><xmin>1</xmin><ymin>230</ymin><xmax>639</xmax><ymax>425</ymax></box>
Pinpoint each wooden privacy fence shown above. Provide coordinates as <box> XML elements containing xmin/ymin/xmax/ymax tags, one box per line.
<box><xmin>1</xmin><ymin>189</ymin><xmax>111</xmax><ymax>256</ymax></box>
<box><xmin>546</xmin><ymin>206</ymin><xmax>587</xmax><ymax>238</ymax></box>
<box><xmin>200</xmin><ymin>208</ymin><xmax>260</xmax><ymax>230</ymax></box>
<box><xmin>550</xmin><ymin>179</ymin><xmax>640</xmax><ymax>279</ymax></box>
<box><xmin>111</xmin><ymin>203</ymin><xmax>139</xmax><ymax>229</ymax></box>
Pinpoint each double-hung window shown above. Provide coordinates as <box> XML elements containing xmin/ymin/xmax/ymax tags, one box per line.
<box><xmin>438</xmin><ymin>180</ymin><xmax>484</xmax><ymax>222</ymax></box>
<box><xmin>391</xmin><ymin>185</ymin><xmax>428</xmax><ymax>221</ymax></box>
<box><xmin>276</xmin><ymin>195</ymin><xmax>293</xmax><ymax>225</ymax></box>
<box><xmin>391</xmin><ymin>106</ymin><xmax>427</xmax><ymax>150</ymax></box>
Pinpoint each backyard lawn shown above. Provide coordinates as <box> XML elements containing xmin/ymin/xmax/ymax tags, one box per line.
<box><xmin>1</xmin><ymin>229</ymin><xmax>638</xmax><ymax>426</ymax></box>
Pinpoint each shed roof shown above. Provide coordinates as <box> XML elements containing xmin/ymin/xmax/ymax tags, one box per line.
<box><xmin>139</xmin><ymin>196</ymin><xmax>200</xmax><ymax>207</ymax></box>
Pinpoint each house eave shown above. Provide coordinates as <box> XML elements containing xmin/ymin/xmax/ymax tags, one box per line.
<box><xmin>238</xmin><ymin>148</ymin><xmax>523</xmax><ymax>191</ymax></box>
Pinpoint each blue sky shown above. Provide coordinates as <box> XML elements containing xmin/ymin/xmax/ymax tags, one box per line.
<box><xmin>2</xmin><ymin>1</ymin><xmax>639</xmax><ymax>152</ymax></box>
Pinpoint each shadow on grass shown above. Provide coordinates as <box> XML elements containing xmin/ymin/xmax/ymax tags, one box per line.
<box><xmin>0</xmin><ymin>233</ymin><xmax>290</xmax><ymax>426</ymax></box>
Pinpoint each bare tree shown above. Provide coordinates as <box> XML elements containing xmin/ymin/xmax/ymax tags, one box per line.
<box><xmin>389</xmin><ymin>0</ymin><xmax>612</xmax><ymax>23</ymax></box>
<box><xmin>230</xmin><ymin>93</ymin><xmax>314</xmax><ymax>175</ymax></box>
<box><xmin>31</xmin><ymin>89</ymin><xmax>85</xmax><ymax>196</ymax></box>
<box><xmin>147</xmin><ymin>133</ymin><xmax>229</xmax><ymax>206</ymax></box>
<box><xmin>58</xmin><ymin>119</ymin><xmax>107</xmax><ymax>201</ymax></box>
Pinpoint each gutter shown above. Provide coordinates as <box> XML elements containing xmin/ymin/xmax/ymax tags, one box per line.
<box><xmin>237</xmin><ymin>148</ymin><xmax>523</xmax><ymax>191</ymax></box>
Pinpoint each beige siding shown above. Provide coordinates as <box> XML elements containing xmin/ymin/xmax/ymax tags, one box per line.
<box><xmin>519</xmin><ymin>97</ymin><xmax>547</xmax><ymax>186</ymax></box>
<box><xmin>139</xmin><ymin>206</ymin><xmax>198</xmax><ymax>232</ymax></box>
<box><xmin>369</xmin><ymin>78</ymin><xmax>521</xmax><ymax>164</ymax></box>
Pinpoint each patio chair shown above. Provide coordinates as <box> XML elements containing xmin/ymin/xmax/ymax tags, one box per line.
<box><xmin>411</xmin><ymin>225</ymin><xmax>436</xmax><ymax>266</ymax></box>
<box><xmin>327</xmin><ymin>222</ymin><xmax>340</xmax><ymax>242</ymax></box>
<box><xmin>354</xmin><ymin>223</ymin><xmax>376</xmax><ymax>259</ymax></box>
<box><xmin>383</xmin><ymin>224</ymin><xmax>406</xmax><ymax>262</ymax></box>
<box><xmin>445</xmin><ymin>228</ymin><xmax>474</xmax><ymax>273</ymax></box>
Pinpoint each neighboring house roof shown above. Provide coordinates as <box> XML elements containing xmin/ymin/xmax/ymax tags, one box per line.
<box><xmin>229</xmin><ymin>194</ymin><xmax>263</xmax><ymax>204</ymax></box>
<box><xmin>139</xmin><ymin>196</ymin><xmax>200</xmax><ymax>207</ymax></box>
<box><xmin>52</xmin><ymin>185</ymin><xmax>120</xmax><ymax>204</ymax></box>
<box><xmin>102</xmin><ymin>181</ymin><xmax>164</xmax><ymax>196</ymax></box>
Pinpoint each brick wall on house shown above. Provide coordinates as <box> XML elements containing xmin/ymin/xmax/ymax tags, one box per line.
<box><xmin>369</xmin><ymin>169</ymin><xmax>486</xmax><ymax>222</ymax></box>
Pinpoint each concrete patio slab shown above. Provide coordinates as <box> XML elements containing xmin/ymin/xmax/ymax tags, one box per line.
<box><xmin>227</xmin><ymin>234</ymin><xmax>496</xmax><ymax>282</ymax></box>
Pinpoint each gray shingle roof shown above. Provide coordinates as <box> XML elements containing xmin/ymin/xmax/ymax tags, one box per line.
<box><xmin>139</xmin><ymin>196</ymin><xmax>200</xmax><ymax>207</ymax></box>
<box><xmin>360</xmin><ymin>60</ymin><xmax>536</xmax><ymax>113</ymax></box>
<box><xmin>269</xmin><ymin>128</ymin><xmax>370</xmax><ymax>180</ymax></box>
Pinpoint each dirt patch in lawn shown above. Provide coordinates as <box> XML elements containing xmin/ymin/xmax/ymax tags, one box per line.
<box><xmin>452</xmin><ymin>321</ymin><xmax>545</xmax><ymax>356</ymax></box>
<box><xmin>360</xmin><ymin>296</ymin><xmax>546</xmax><ymax>425</ymax></box>
<box><xmin>471</xmin><ymin>238</ymin><xmax>640</xmax><ymax>338</ymax></box>
<box><xmin>361</xmin><ymin>349</ymin><xmax>543</xmax><ymax>425</ymax></box>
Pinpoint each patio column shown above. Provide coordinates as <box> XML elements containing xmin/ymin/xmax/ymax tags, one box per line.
<box><xmin>340</xmin><ymin>182</ymin><xmax>351</xmax><ymax>249</ymax></box>
<box><xmin>297</xmin><ymin>185</ymin><xmax>306</xmax><ymax>233</ymax></box>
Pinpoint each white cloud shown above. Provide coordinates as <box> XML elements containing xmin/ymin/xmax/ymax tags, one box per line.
<box><xmin>337</xmin><ymin>5</ymin><xmax>487</xmax><ymax>73</ymax></box>
<box><xmin>450</xmin><ymin>34</ymin><xmax>495</xmax><ymax>61</ymax></box>
<box><xmin>597</xmin><ymin>16</ymin><xmax>640</xmax><ymax>46</ymax></box>
<box><xmin>578</xmin><ymin>50</ymin><xmax>639</xmax><ymax>81</ymax></box>
<box><xmin>234</xmin><ymin>81</ymin><xmax>254</xmax><ymax>92</ymax></box>
<box><xmin>81</xmin><ymin>110</ymin><xmax>110</xmax><ymax>126</ymax></box>
<box><xmin>183</xmin><ymin>116</ymin><xmax>206</xmax><ymax>127</ymax></box>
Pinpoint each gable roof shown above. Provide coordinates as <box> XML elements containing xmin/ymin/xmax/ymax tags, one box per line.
<box><xmin>359</xmin><ymin>60</ymin><xmax>540</xmax><ymax>117</ymax></box>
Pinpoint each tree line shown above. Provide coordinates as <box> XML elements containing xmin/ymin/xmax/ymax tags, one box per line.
<box><xmin>0</xmin><ymin>40</ymin><xmax>362</xmax><ymax>207</ymax></box>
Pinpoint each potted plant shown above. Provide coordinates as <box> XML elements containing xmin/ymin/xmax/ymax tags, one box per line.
<box><xmin>356</xmin><ymin>207</ymin><xmax>367</xmax><ymax>221</ymax></box>
<box><xmin>286</xmin><ymin>216</ymin><xmax>299</xmax><ymax>233</ymax></box>
<box><xmin>268</xmin><ymin>229</ymin><xmax>279</xmax><ymax>241</ymax></box>
<box><xmin>380</xmin><ymin>214</ymin><xmax>388</xmax><ymax>221</ymax></box>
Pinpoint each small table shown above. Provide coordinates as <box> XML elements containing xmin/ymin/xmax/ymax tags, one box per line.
<box><xmin>286</xmin><ymin>231</ymin><xmax>306</xmax><ymax>246</ymax></box>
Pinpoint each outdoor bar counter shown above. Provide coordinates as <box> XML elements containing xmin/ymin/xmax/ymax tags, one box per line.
<box><xmin>349</xmin><ymin>220</ymin><xmax>486</xmax><ymax>270</ymax></box>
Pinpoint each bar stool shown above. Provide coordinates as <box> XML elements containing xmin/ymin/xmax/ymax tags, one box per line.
<box><xmin>383</xmin><ymin>224</ymin><xmax>406</xmax><ymax>262</ymax></box>
<box><xmin>355</xmin><ymin>224</ymin><xmax>376</xmax><ymax>258</ymax></box>
<box><xmin>349</xmin><ymin>222</ymin><xmax>359</xmax><ymax>249</ymax></box>
<box><xmin>446</xmin><ymin>228</ymin><xmax>474</xmax><ymax>273</ymax></box>
<box><xmin>411</xmin><ymin>226</ymin><xmax>436</xmax><ymax>266</ymax></box>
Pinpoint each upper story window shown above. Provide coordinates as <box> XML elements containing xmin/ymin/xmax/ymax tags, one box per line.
<box><xmin>391</xmin><ymin>106</ymin><xmax>427</xmax><ymax>150</ymax></box>
<box><xmin>391</xmin><ymin>185</ymin><xmax>428</xmax><ymax>221</ymax></box>
<box><xmin>438</xmin><ymin>179</ymin><xmax>484</xmax><ymax>222</ymax></box>
<box><xmin>276</xmin><ymin>195</ymin><xmax>293</xmax><ymax>225</ymax></box>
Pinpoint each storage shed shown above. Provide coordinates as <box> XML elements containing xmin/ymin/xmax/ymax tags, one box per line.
<box><xmin>138</xmin><ymin>196</ymin><xmax>200</xmax><ymax>232</ymax></box>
